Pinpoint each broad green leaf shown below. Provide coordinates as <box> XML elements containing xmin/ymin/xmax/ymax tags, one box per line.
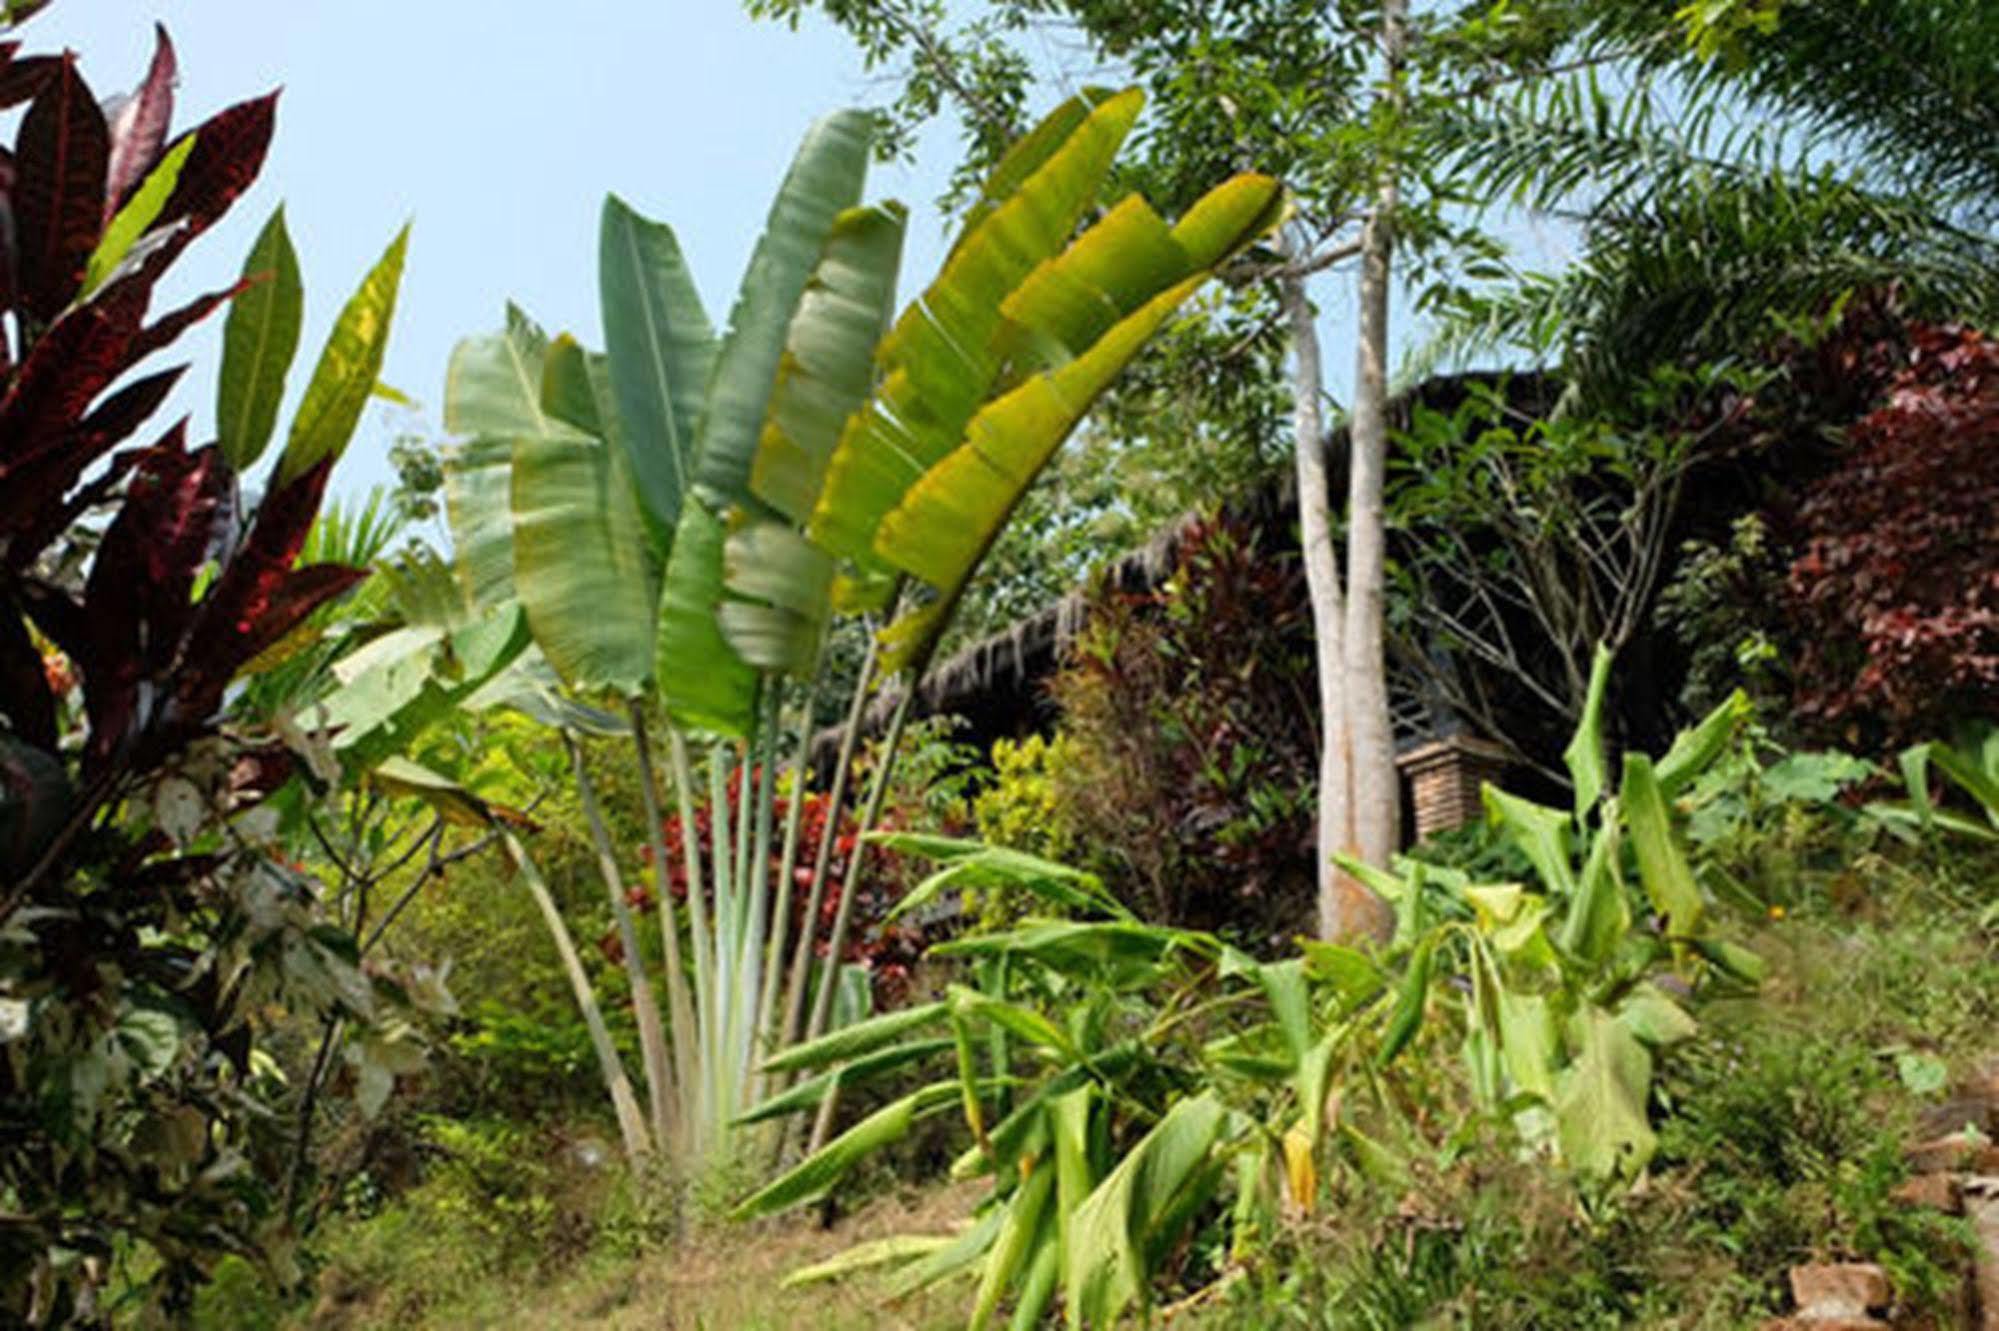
<box><xmin>949</xmin><ymin>88</ymin><xmax>1113</xmax><ymax>259</ymax></box>
<box><xmin>1483</xmin><ymin>786</ymin><xmax>1578</xmax><ymax>899</ymax></box>
<box><xmin>1555</xmin><ymin>1007</ymin><xmax>1657</xmax><ymax>1180</ymax></box>
<box><xmin>759</xmin><ymin>999</ymin><xmax>948</xmax><ymax>1075</ymax></box>
<box><xmin>694</xmin><ymin>110</ymin><xmax>873</xmax><ymax>506</ymax></box>
<box><xmin>654</xmin><ymin>498</ymin><xmax>759</xmax><ymax>736</ymax></box>
<box><xmin>1067</xmin><ymin>1092</ymin><xmax>1228</xmax><ymax>1328</ymax></box>
<box><xmin>1050</xmin><ymin>1084</ymin><xmax>1095</xmax><ymax>1328</ymax></box>
<box><xmin>717</xmin><ymin>519</ymin><xmax>834</xmax><ymax>675</ymax></box>
<box><xmin>1621</xmin><ymin>753</ymin><xmax>1704</xmax><ymax>938</ymax></box>
<box><xmin>810</xmin><ymin>90</ymin><xmax>1145</xmax><ymax>564</ymax></box>
<box><xmin>445</xmin><ymin>304</ymin><xmax>553</xmax><ymax>437</ymax></box>
<box><xmin>1375</xmin><ymin>935</ymin><xmax>1435</xmax><ymax>1067</ymax></box>
<box><xmin>883</xmin><ymin>1205</ymin><xmax>1007</xmax><ymax>1299</ymax></box>
<box><xmin>600</xmin><ymin>195</ymin><xmax>715</xmax><ymax>539</ymax></box>
<box><xmin>275</xmin><ymin>226</ymin><xmax>409</xmax><ymax>489</ymax></box>
<box><xmin>930</xmin><ymin>918</ymin><xmax>1217</xmax><ymax>982</ymax></box>
<box><xmin>865</xmin><ymin>173</ymin><xmax>1279</xmax><ymax>672</ymax></box>
<box><xmin>539</xmin><ymin>334</ymin><xmax>603</xmax><ymax>437</ymax></box>
<box><xmin>972</xmin><ymin>1160</ymin><xmax>1054</xmax><ymax>1331</ymax></box>
<box><xmin>735</xmin><ymin>1038</ymin><xmax>953</xmax><ymax>1126</ymax></box>
<box><xmin>1000</xmin><ymin>174</ymin><xmax>1280</xmax><ymax>368</ymax></box>
<box><xmin>781</xmin><ymin>1235</ymin><xmax>950</xmax><ymax>1290</ymax></box>
<box><xmin>1496</xmin><ymin>988</ymin><xmax>1558</xmax><ymax>1103</ymax></box>
<box><xmin>216</xmin><ymin>205</ymin><xmax>303</xmax><ymax>471</ymax></box>
<box><xmin>321</xmin><ymin>603</ymin><xmax>532</xmax><ymax>772</ymax></box>
<box><xmin>949</xmin><ymin>1047</ymin><xmax>1143</xmax><ymax>1180</ymax></box>
<box><xmin>365</xmin><ymin>758</ymin><xmax>495</xmax><ymax>828</ymax></box>
<box><xmin>511</xmin><ymin>432</ymin><xmax>658</xmax><ymax>696</ymax></box>
<box><xmin>1331</xmin><ymin>850</ymin><xmax>1417</xmax><ymax>903</ymax></box>
<box><xmin>750</xmin><ymin>201</ymin><xmax>906</xmax><ymax>525</ymax></box>
<box><xmin>947</xmin><ymin>985</ymin><xmax>1077</xmax><ymax>1060</ymax></box>
<box><xmin>881</xmin><ymin>840</ymin><xmax>1128</xmax><ymax>924</ymax></box>
<box><xmin>1563</xmin><ymin>643</ymin><xmax>1614</xmax><ymax>817</ymax></box>
<box><xmin>1559</xmin><ymin>821</ymin><xmax>1631</xmax><ymax>965</ymax></box>
<box><xmin>775</xmin><ymin>1231</ymin><xmax>947</xmax><ymax>1287</ymax></box>
<box><xmin>1655</xmin><ymin>689</ymin><xmax>1750</xmax><ymax>797</ymax></box>
<box><xmin>871</xmin><ymin>276</ymin><xmax>1207</xmax><ymax>672</ymax></box>
<box><xmin>1297</xmin><ymin>940</ymin><xmax>1388</xmax><ymax>1014</ymax></box>
<box><xmin>442</xmin><ymin>437</ymin><xmax>518</xmax><ymax>612</ymax></box>
<box><xmin>731</xmin><ymin>1081</ymin><xmax>959</xmax><ymax>1219</ymax></box>
<box><xmin>1615</xmin><ymin>982</ymin><xmax>1699</xmax><ymax>1047</ymax></box>
<box><xmin>84</xmin><ymin>134</ymin><xmax>194</xmax><ymax>294</ymax></box>
<box><xmin>1929</xmin><ymin>729</ymin><xmax>1999</xmax><ymax>826</ymax></box>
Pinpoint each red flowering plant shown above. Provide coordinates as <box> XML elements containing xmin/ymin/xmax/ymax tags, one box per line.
<box><xmin>611</xmin><ymin>761</ymin><xmax>933</xmax><ymax>1009</ymax></box>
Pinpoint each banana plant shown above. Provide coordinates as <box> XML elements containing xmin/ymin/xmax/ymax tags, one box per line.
<box><xmin>416</xmin><ymin>88</ymin><xmax>1279</xmax><ymax>1187</ymax></box>
<box><xmin>731</xmin><ymin>837</ymin><xmax>1411</xmax><ymax>1329</ymax></box>
<box><xmin>730</xmin><ymin>661</ymin><xmax>1771</xmax><ymax>1325</ymax></box>
<box><xmin>1339</xmin><ymin>646</ymin><xmax>1765</xmax><ymax>1181</ymax></box>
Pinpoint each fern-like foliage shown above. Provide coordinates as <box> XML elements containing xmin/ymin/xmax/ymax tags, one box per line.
<box><xmin>1424</xmin><ymin>0</ymin><xmax>1999</xmax><ymax>395</ymax></box>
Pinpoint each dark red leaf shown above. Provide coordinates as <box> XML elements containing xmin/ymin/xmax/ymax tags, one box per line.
<box><xmin>154</xmin><ymin>91</ymin><xmax>276</xmax><ymax>253</ymax></box>
<box><xmin>0</xmin><ymin>269</ymin><xmax>147</xmax><ymax>469</ymax></box>
<box><xmin>14</xmin><ymin>53</ymin><xmax>109</xmax><ymax>323</ymax></box>
<box><xmin>0</xmin><ymin>320</ymin><xmax>171</xmax><ymax>557</ymax></box>
<box><xmin>167</xmin><ymin>562</ymin><xmax>365</xmax><ymax>745</ymax></box>
<box><xmin>0</xmin><ymin>144</ymin><xmax>18</xmax><ymax>340</ymax></box>
<box><xmin>1</xmin><ymin>367</ymin><xmax>184</xmax><ymax>571</ymax></box>
<box><xmin>81</xmin><ymin>427</ymin><xmax>228</xmax><ymax>771</ymax></box>
<box><xmin>0</xmin><ymin>53</ymin><xmax>58</xmax><ymax>110</ymax></box>
<box><xmin>128</xmin><ymin>275</ymin><xmax>252</xmax><ymax>364</ymax></box>
<box><xmin>163</xmin><ymin>453</ymin><xmax>353</xmax><ymax>742</ymax></box>
<box><xmin>102</xmin><ymin>25</ymin><xmax>175</xmax><ymax>225</ymax></box>
<box><xmin>0</xmin><ymin>594</ymin><xmax>57</xmax><ymax>751</ymax></box>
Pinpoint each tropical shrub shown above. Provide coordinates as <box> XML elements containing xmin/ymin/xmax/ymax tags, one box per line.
<box><xmin>0</xmin><ymin>15</ymin><xmax>414</xmax><ymax>1321</ymax></box>
<box><xmin>731</xmin><ymin>656</ymin><xmax>1762</xmax><ymax>1325</ymax></box>
<box><xmin>1785</xmin><ymin>320</ymin><xmax>1999</xmax><ymax>750</ymax></box>
<box><xmin>1038</xmin><ymin>513</ymin><xmax>1320</xmax><ymax>940</ymax></box>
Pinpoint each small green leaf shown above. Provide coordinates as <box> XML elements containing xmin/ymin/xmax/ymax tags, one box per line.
<box><xmin>1621</xmin><ymin>753</ymin><xmax>1704</xmax><ymax>939</ymax></box>
<box><xmin>760</xmin><ymin>999</ymin><xmax>948</xmax><ymax>1075</ymax></box>
<box><xmin>84</xmin><ymin>134</ymin><xmax>195</xmax><ymax>294</ymax></box>
<box><xmin>275</xmin><ymin>225</ymin><xmax>410</xmax><ymax>489</ymax></box>
<box><xmin>216</xmin><ymin>205</ymin><xmax>304</xmax><ymax>471</ymax></box>
<box><xmin>1563</xmin><ymin>643</ymin><xmax>1614</xmax><ymax>817</ymax></box>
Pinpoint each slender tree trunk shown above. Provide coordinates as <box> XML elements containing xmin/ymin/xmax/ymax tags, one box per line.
<box><xmin>567</xmin><ymin>732</ymin><xmax>674</xmax><ymax>1153</ymax></box>
<box><xmin>1334</xmin><ymin>0</ymin><xmax>1408</xmax><ymax>943</ymax></box>
<box><xmin>1284</xmin><ymin>252</ymin><xmax>1364</xmax><ymax>943</ymax></box>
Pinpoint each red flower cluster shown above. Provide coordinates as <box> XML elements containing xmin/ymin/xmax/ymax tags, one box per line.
<box><xmin>622</xmin><ymin>766</ymin><xmax>931</xmax><ymax>1005</ymax></box>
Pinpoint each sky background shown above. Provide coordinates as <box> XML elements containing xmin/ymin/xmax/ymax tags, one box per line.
<box><xmin>26</xmin><ymin>2</ymin><xmax>971</xmax><ymax>509</ymax></box>
<box><xmin>25</xmin><ymin>3</ymin><xmax>1562</xmax><ymax>517</ymax></box>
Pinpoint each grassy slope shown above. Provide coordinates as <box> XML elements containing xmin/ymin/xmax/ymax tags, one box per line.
<box><xmin>196</xmin><ymin>835</ymin><xmax>1994</xmax><ymax>1330</ymax></box>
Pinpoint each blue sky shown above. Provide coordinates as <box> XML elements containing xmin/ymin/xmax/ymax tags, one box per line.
<box><xmin>28</xmin><ymin>3</ymin><xmax>1563</xmax><ymax>516</ymax></box>
<box><xmin>28</xmin><ymin>2</ymin><xmax>961</xmax><ymax>502</ymax></box>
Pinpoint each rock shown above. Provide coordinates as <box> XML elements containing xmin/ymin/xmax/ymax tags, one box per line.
<box><xmin>1966</xmin><ymin>1181</ymin><xmax>1999</xmax><ymax>1331</ymax></box>
<box><xmin>1891</xmin><ymin>1172</ymin><xmax>1963</xmax><ymax>1214</ymax></box>
<box><xmin>1917</xmin><ymin>1095</ymin><xmax>1999</xmax><ymax>1139</ymax></box>
<box><xmin>1788</xmin><ymin>1263</ymin><xmax>1891</xmax><ymax>1319</ymax></box>
<box><xmin>1904</xmin><ymin>1131</ymin><xmax>1999</xmax><ymax>1175</ymax></box>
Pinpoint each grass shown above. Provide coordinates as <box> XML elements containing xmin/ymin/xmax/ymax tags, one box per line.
<box><xmin>192</xmin><ymin>826</ymin><xmax>1994</xmax><ymax>1330</ymax></box>
<box><xmin>1184</xmin><ymin>833</ymin><xmax>1996</xmax><ymax>1331</ymax></box>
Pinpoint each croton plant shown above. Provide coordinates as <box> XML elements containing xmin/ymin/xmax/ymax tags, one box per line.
<box><xmin>0</xmin><ymin>11</ymin><xmax>413</xmax><ymax>1324</ymax></box>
